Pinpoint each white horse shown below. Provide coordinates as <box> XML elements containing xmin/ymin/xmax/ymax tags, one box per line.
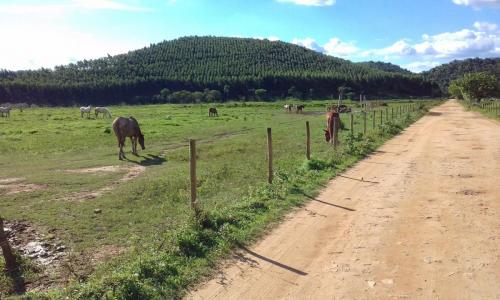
<box><xmin>95</xmin><ymin>107</ymin><xmax>112</xmax><ymax>118</ymax></box>
<box><xmin>80</xmin><ymin>105</ymin><xmax>92</xmax><ymax>118</ymax></box>
<box><xmin>0</xmin><ymin>106</ymin><xmax>11</xmax><ymax>117</ymax></box>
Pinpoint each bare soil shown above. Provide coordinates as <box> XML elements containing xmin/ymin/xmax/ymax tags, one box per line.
<box><xmin>0</xmin><ymin>178</ymin><xmax>47</xmax><ymax>195</ymax></box>
<box><xmin>62</xmin><ymin>164</ymin><xmax>145</xmax><ymax>201</ymax></box>
<box><xmin>187</xmin><ymin>100</ymin><xmax>500</xmax><ymax>299</ymax></box>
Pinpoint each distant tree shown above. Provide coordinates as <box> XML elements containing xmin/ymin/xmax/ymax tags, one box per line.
<box><xmin>223</xmin><ymin>84</ymin><xmax>231</xmax><ymax>100</ymax></box>
<box><xmin>288</xmin><ymin>86</ymin><xmax>302</xmax><ymax>99</ymax></box>
<box><xmin>448</xmin><ymin>80</ymin><xmax>463</xmax><ymax>100</ymax></box>
<box><xmin>160</xmin><ymin>88</ymin><xmax>171</xmax><ymax>100</ymax></box>
<box><xmin>308</xmin><ymin>88</ymin><xmax>315</xmax><ymax>99</ymax></box>
<box><xmin>192</xmin><ymin>91</ymin><xmax>205</xmax><ymax>103</ymax></box>
<box><xmin>169</xmin><ymin>90</ymin><xmax>193</xmax><ymax>103</ymax></box>
<box><xmin>205</xmin><ymin>90</ymin><xmax>222</xmax><ymax>102</ymax></box>
<box><xmin>449</xmin><ymin>72</ymin><xmax>497</xmax><ymax>102</ymax></box>
<box><xmin>255</xmin><ymin>88</ymin><xmax>268</xmax><ymax>101</ymax></box>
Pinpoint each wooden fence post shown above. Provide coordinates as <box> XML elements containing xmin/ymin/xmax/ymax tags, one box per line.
<box><xmin>333</xmin><ymin>119</ymin><xmax>338</xmax><ymax>150</ymax></box>
<box><xmin>386</xmin><ymin>108</ymin><xmax>389</xmax><ymax>121</ymax></box>
<box><xmin>372</xmin><ymin>110</ymin><xmax>376</xmax><ymax>129</ymax></box>
<box><xmin>391</xmin><ymin>107</ymin><xmax>394</xmax><ymax>120</ymax></box>
<box><xmin>380</xmin><ymin>110</ymin><xmax>383</xmax><ymax>125</ymax></box>
<box><xmin>189</xmin><ymin>139</ymin><xmax>197</xmax><ymax>212</ymax></box>
<box><xmin>350</xmin><ymin>113</ymin><xmax>354</xmax><ymax>135</ymax></box>
<box><xmin>363</xmin><ymin>112</ymin><xmax>367</xmax><ymax>135</ymax></box>
<box><xmin>0</xmin><ymin>218</ymin><xmax>17</xmax><ymax>273</ymax></box>
<box><xmin>306</xmin><ymin>121</ymin><xmax>311</xmax><ymax>160</ymax></box>
<box><xmin>267</xmin><ymin>128</ymin><xmax>273</xmax><ymax>184</ymax></box>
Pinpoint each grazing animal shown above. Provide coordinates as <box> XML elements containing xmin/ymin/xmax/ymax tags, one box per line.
<box><xmin>95</xmin><ymin>107</ymin><xmax>112</xmax><ymax>118</ymax></box>
<box><xmin>208</xmin><ymin>107</ymin><xmax>218</xmax><ymax>117</ymax></box>
<box><xmin>80</xmin><ymin>105</ymin><xmax>92</xmax><ymax>118</ymax></box>
<box><xmin>284</xmin><ymin>104</ymin><xmax>292</xmax><ymax>112</ymax></box>
<box><xmin>0</xmin><ymin>107</ymin><xmax>11</xmax><ymax>117</ymax></box>
<box><xmin>327</xmin><ymin>104</ymin><xmax>350</xmax><ymax>113</ymax></box>
<box><xmin>324</xmin><ymin>108</ymin><xmax>341</xmax><ymax>144</ymax></box>
<box><xmin>112</xmin><ymin>116</ymin><xmax>145</xmax><ymax>160</ymax></box>
<box><xmin>295</xmin><ymin>104</ymin><xmax>305</xmax><ymax>113</ymax></box>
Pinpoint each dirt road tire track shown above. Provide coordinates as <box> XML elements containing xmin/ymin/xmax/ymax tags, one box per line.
<box><xmin>187</xmin><ymin>100</ymin><xmax>500</xmax><ymax>299</ymax></box>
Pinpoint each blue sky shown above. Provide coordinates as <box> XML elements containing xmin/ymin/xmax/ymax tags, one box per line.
<box><xmin>0</xmin><ymin>0</ymin><xmax>499</xmax><ymax>72</ymax></box>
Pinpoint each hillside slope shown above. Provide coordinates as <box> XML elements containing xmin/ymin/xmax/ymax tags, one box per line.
<box><xmin>423</xmin><ymin>57</ymin><xmax>500</xmax><ymax>93</ymax></box>
<box><xmin>357</xmin><ymin>61</ymin><xmax>412</xmax><ymax>74</ymax></box>
<box><xmin>0</xmin><ymin>36</ymin><xmax>438</xmax><ymax>105</ymax></box>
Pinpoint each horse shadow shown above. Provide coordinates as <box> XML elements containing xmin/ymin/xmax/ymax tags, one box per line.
<box><xmin>126</xmin><ymin>154</ymin><xmax>166</xmax><ymax>166</ymax></box>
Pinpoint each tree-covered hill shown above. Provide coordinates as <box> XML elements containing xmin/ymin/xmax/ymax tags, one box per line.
<box><xmin>423</xmin><ymin>58</ymin><xmax>500</xmax><ymax>94</ymax></box>
<box><xmin>357</xmin><ymin>61</ymin><xmax>412</xmax><ymax>75</ymax></box>
<box><xmin>0</xmin><ymin>36</ymin><xmax>439</xmax><ymax>105</ymax></box>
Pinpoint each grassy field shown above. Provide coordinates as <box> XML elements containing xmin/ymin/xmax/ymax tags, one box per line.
<box><xmin>0</xmin><ymin>99</ymin><xmax>440</xmax><ymax>298</ymax></box>
<box><xmin>461</xmin><ymin>99</ymin><xmax>500</xmax><ymax>121</ymax></box>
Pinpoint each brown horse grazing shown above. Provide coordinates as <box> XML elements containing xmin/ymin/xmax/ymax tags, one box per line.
<box><xmin>112</xmin><ymin>116</ymin><xmax>145</xmax><ymax>160</ymax></box>
<box><xmin>324</xmin><ymin>108</ymin><xmax>340</xmax><ymax>144</ymax></box>
<box><xmin>208</xmin><ymin>107</ymin><xmax>218</xmax><ymax>117</ymax></box>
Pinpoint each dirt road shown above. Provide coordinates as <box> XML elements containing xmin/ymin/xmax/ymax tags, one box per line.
<box><xmin>188</xmin><ymin>100</ymin><xmax>499</xmax><ymax>300</ymax></box>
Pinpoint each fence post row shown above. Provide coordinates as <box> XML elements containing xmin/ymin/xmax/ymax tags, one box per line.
<box><xmin>333</xmin><ymin>118</ymin><xmax>338</xmax><ymax>150</ymax></box>
<box><xmin>350</xmin><ymin>113</ymin><xmax>354</xmax><ymax>135</ymax></box>
<box><xmin>267</xmin><ymin>127</ymin><xmax>273</xmax><ymax>184</ymax></box>
<box><xmin>363</xmin><ymin>112</ymin><xmax>367</xmax><ymax>135</ymax></box>
<box><xmin>306</xmin><ymin>121</ymin><xmax>311</xmax><ymax>160</ymax></box>
<box><xmin>189</xmin><ymin>139</ymin><xmax>197</xmax><ymax>212</ymax></box>
<box><xmin>372</xmin><ymin>110</ymin><xmax>376</xmax><ymax>129</ymax></box>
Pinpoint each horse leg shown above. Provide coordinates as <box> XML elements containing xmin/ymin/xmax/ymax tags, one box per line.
<box><xmin>118</xmin><ymin>140</ymin><xmax>124</xmax><ymax>160</ymax></box>
<box><xmin>130</xmin><ymin>137</ymin><xmax>136</xmax><ymax>155</ymax></box>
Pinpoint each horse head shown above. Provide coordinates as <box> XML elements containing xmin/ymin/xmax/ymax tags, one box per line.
<box><xmin>139</xmin><ymin>134</ymin><xmax>145</xmax><ymax>150</ymax></box>
<box><xmin>324</xmin><ymin>129</ymin><xmax>331</xmax><ymax>142</ymax></box>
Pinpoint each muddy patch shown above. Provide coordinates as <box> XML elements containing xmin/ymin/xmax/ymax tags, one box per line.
<box><xmin>4</xmin><ymin>220</ymin><xmax>68</xmax><ymax>292</ymax></box>
<box><xmin>0</xmin><ymin>178</ymin><xmax>47</xmax><ymax>195</ymax></box>
<box><xmin>65</xmin><ymin>166</ymin><xmax>121</xmax><ymax>174</ymax></box>
<box><xmin>63</xmin><ymin>165</ymin><xmax>145</xmax><ymax>201</ymax></box>
<box><xmin>457</xmin><ymin>189</ymin><xmax>485</xmax><ymax>196</ymax></box>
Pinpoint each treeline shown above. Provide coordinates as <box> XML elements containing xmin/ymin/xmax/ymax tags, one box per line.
<box><xmin>356</xmin><ymin>61</ymin><xmax>412</xmax><ymax>75</ymax></box>
<box><xmin>0</xmin><ymin>36</ymin><xmax>440</xmax><ymax>106</ymax></box>
<box><xmin>423</xmin><ymin>57</ymin><xmax>500</xmax><ymax>94</ymax></box>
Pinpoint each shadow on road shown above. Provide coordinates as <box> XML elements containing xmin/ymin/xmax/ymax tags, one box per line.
<box><xmin>236</xmin><ymin>245</ymin><xmax>308</xmax><ymax>276</ymax></box>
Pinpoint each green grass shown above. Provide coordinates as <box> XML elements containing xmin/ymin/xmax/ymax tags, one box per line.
<box><xmin>460</xmin><ymin>99</ymin><xmax>500</xmax><ymax>121</ymax></box>
<box><xmin>0</xmin><ymin>99</ymin><xmax>441</xmax><ymax>299</ymax></box>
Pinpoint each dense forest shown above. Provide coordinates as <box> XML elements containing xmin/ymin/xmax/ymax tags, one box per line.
<box><xmin>0</xmin><ymin>36</ymin><xmax>441</xmax><ymax>106</ymax></box>
<box><xmin>357</xmin><ymin>61</ymin><xmax>412</xmax><ymax>75</ymax></box>
<box><xmin>423</xmin><ymin>58</ymin><xmax>500</xmax><ymax>94</ymax></box>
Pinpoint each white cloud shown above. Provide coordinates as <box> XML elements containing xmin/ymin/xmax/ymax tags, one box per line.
<box><xmin>0</xmin><ymin>0</ymin><xmax>150</xmax><ymax>15</ymax></box>
<box><xmin>371</xmin><ymin>40</ymin><xmax>417</xmax><ymax>56</ymax></box>
<box><xmin>292</xmin><ymin>37</ymin><xmax>359</xmax><ymax>58</ymax></box>
<box><xmin>366</xmin><ymin>24</ymin><xmax>499</xmax><ymax>61</ymax></box>
<box><xmin>290</xmin><ymin>21</ymin><xmax>500</xmax><ymax>72</ymax></box>
<box><xmin>403</xmin><ymin>61</ymin><xmax>440</xmax><ymax>73</ymax></box>
<box><xmin>323</xmin><ymin>38</ymin><xmax>359</xmax><ymax>57</ymax></box>
<box><xmin>292</xmin><ymin>37</ymin><xmax>324</xmax><ymax>52</ymax></box>
<box><xmin>452</xmin><ymin>0</ymin><xmax>500</xmax><ymax>7</ymax></box>
<box><xmin>0</xmin><ymin>21</ymin><xmax>147</xmax><ymax>70</ymax></box>
<box><xmin>277</xmin><ymin>0</ymin><xmax>335</xmax><ymax>6</ymax></box>
<box><xmin>473</xmin><ymin>21</ymin><xmax>498</xmax><ymax>31</ymax></box>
